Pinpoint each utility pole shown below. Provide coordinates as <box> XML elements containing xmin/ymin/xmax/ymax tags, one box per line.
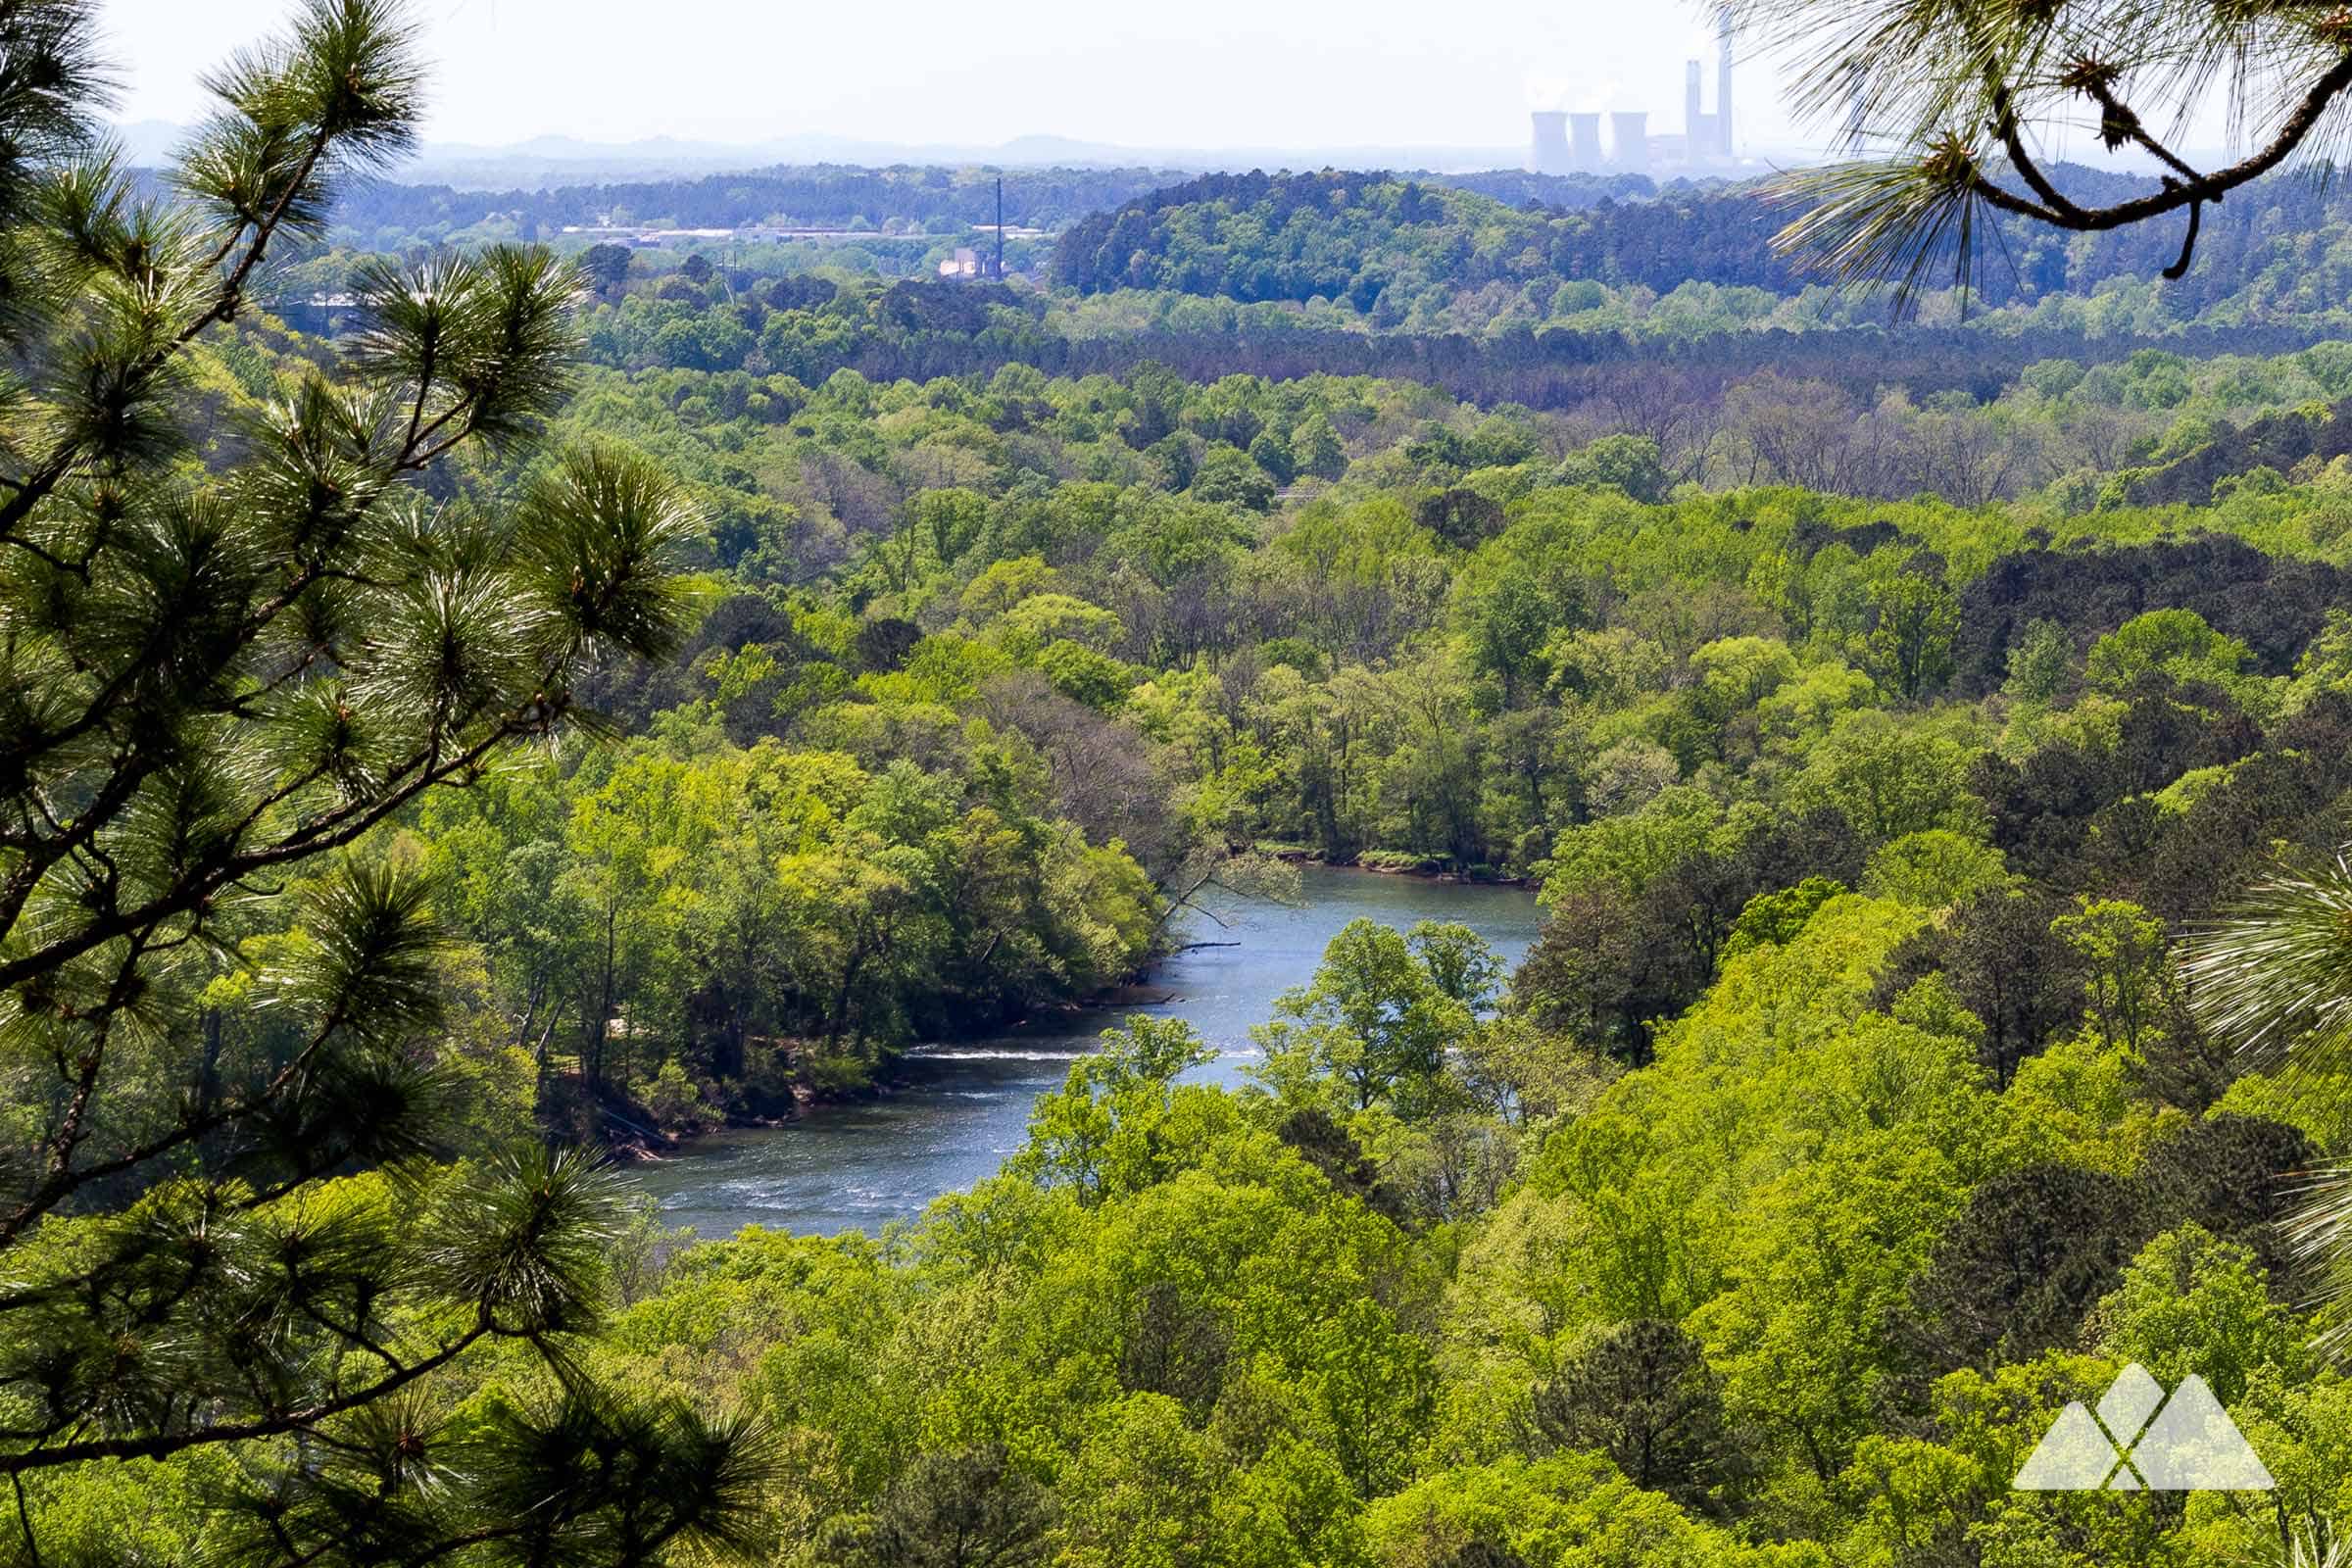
<box><xmin>993</xmin><ymin>175</ymin><xmax>1005</xmax><ymax>279</ymax></box>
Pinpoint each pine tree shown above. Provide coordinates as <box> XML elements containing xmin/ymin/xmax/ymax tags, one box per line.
<box><xmin>1750</xmin><ymin>0</ymin><xmax>2352</xmax><ymax>294</ymax></box>
<box><xmin>0</xmin><ymin>1</ymin><xmax>767</xmax><ymax>1559</ymax></box>
<box><xmin>2182</xmin><ymin>851</ymin><xmax>2352</xmax><ymax>1359</ymax></box>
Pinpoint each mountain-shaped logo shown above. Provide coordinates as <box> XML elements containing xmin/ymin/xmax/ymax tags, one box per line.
<box><xmin>2012</xmin><ymin>1364</ymin><xmax>2274</xmax><ymax>1491</ymax></box>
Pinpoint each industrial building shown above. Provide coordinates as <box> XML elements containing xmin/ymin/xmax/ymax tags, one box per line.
<box><xmin>1530</xmin><ymin>9</ymin><xmax>1738</xmax><ymax>175</ymax></box>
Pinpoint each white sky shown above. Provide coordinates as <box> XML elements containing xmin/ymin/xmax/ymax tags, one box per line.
<box><xmin>94</xmin><ymin>0</ymin><xmax>1817</xmax><ymax>153</ymax></box>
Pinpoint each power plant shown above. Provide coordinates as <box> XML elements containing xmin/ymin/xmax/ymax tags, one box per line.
<box><xmin>1531</xmin><ymin>9</ymin><xmax>1739</xmax><ymax>174</ymax></box>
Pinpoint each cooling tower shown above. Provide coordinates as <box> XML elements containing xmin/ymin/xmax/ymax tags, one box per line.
<box><xmin>1531</xmin><ymin>111</ymin><xmax>1572</xmax><ymax>176</ymax></box>
<box><xmin>1568</xmin><ymin>113</ymin><xmax>1603</xmax><ymax>172</ymax></box>
<box><xmin>1610</xmin><ymin>111</ymin><xmax>1649</xmax><ymax>171</ymax></box>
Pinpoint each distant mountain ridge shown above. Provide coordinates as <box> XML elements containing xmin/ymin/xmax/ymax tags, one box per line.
<box><xmin>108</xmin><ymin>119</ymin><xmax>1525</xmax><ymax>189</ymax></box>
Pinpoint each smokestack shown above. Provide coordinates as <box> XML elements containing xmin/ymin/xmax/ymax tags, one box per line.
<box><xmin>1610</xmin><ymin>110</ymin><xmax>1649</xmax><ymax>172</ymax></box>
<box><xmin>1686</xmin><ymin>60</ymin><xmax>1703</xmax><ymax>152</ymax></box>
<box><xmin>1530</xmin><ymin>111</ymin><xmax>1571</xmax><ymax>175</ymax></box>
<box><xmin>993</xmin><ymin>175</ymin><xmax>1004</xmax><ymax>278</ymax></box>
<box><xmin>1717</xmin><ymin>7</ymin><xmax>1736</xmax><ymax>158</ymax></box>
<box><xmin>1568</xmin><ymin>112</ymin><xmax>1603</xmax><ymax>172</ymax></box>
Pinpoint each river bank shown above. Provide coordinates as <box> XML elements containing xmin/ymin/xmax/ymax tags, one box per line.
<box><xmin>1258</xmin><ymin>844</ymin><xmax>1534</xmax><ymax>887</ymax></box>
<box><xmin>605</xmin><ymin>971</ymin><xmax>1200</xmax><ymax>1161</ymax></box>
<box><xmin>626</xmin><ymin>865</ymin><xmax>1543</xmax><ymax>1236</ymax></box>
<box><xmin>610</xmin><ymin>860</ymin><xmax>1522</xmax><ymax>1161</ymax></box>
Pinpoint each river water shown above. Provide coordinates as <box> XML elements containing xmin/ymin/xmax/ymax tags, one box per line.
<box><xmin>629</xmin><ymin>866</ymin><xmax>1542</xmax><ymax>1238</ymax></box>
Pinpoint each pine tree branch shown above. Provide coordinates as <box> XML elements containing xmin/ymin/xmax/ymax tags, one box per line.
<box><xmin>0</xmin><ymin>752</ymin><xmax>164</xmax><ymax>954</ymax></box>
<box><xmin>1794</xmin><ymin>47</ymin><xmax>2352</xmax><ymax>288</ymax></box>
<box><xmin>0</xmin><ymin>698</ymin><xmax>564</xmax><ymax>995</ymax></box>
<box><xmin>0</xmin><ymin>1321</ymin><xmax>490</xmax><ymax>1474</ymax></box>
<box><xmin>9</xmin><ymin>1474</ymin><xmax>39</xmax><ymax>1568</ymax></box>
<box><xmin>2076</xmin><ymin>75</ymin><xmax>2205</xmax><ymax>186</ymax></box>
<box><xmin>0</xmin><ymin>965</ymin><xmax>365</xmax><ymax>1248</ymax></box>
<box><xmin>18</xmin><ymin>940</ymin><xmax>150</xmax><ymax>1227</ymax></box>
<box><xmin>1984</xmin><ymin>80</ymin><xmax>2080</xmax><ymax>222</ymax></box>
<box><xmin>0</xmin><ymin>121</ymin><xmax>335</xmax><ymax>548</ymax></box>
<box><xmin>174</xmin><ymin>127</ymin><xmax>334</xmax><ymax>348</ymax></box>
<box><xmin>402</xmin><ymin>318</ymin><xmax>437</xmax><ymax>456</ymax></box>
<box><xmin>2000</xmin><ymin>50</ymin><xmax>2352</xmax><ymax>232</ymax></box>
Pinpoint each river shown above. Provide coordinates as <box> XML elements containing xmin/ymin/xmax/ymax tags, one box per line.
<box><xmin>628</xmin><ymin>865</ymin><xmax>1543</xmax><ymax>1239</ymax></box>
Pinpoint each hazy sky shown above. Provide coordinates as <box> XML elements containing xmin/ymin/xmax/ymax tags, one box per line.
<box><xmin>94</xmin><ymin>0</ymin><xmax>1820</xmax><ymax>153</ymax></box>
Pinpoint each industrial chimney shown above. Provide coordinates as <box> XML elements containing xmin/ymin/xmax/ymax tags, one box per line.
<box><xmin>991</xmin><ymin>175</ymin><xmax>1004</xmax><ymax>278</ymax></box>
<box><xmin>1568</xmin><ymin>112</ymin><xmax>1603</xmax><ymax>172</ymax></box>
<box><xmin>1716</xmin><ymin>7</ymin><xmax>1736</xmax><ymax>158</ymax></box>
<box><xmin>1686</xmin><ymin>60</ymin><xmax>1704</xmax><ymax>156</ymax></box>
<box><xmin>1530</xmin><ymin>111</ymin><xmax>1571</xmax><ymax>175</ymax></box>
<box><xmin>1610</xmin><ymin>110</ymin><xmax>1649</xmax><ymax>172</ymax></box>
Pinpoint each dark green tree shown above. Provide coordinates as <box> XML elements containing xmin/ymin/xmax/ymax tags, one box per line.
<box><xmin>1532</xmin><ymin>1318</ymin><xmax>1747</xmax><ymax>1515</ymax></box>
<box><xmin>580</xmin><ymin>241</ymin><xmax>634</xmax><ymax>293</ymax></box>
<box><xmin>1905</xmin><ymin>1164</ymin><xmax>2147</xmax><ymax>1370</ymax></box>
<box><xmin>1877</xmin><ymin>887</ymin><xmax>2079</xmax><ymax>1086</ymax></box>
<box><xmin>0</xmin><ymin>1</ymin><xmax>765</xmax><ymax>1560</ymax></box>
<box><xmin>1514</xmin><ymin>886</ymin><xmax>1649</xmax><ymax>1065</ymax></box>
<box><xmin>859</xmin><ymin>1446</ymin><xmax>1056</xmax><ymax>1568</ymax></box>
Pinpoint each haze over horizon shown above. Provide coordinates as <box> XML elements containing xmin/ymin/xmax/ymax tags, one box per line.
<box><xmin>99</xmin><ymin>0</ymin><xmax>1820</xmax><ymax>161</ymax></box>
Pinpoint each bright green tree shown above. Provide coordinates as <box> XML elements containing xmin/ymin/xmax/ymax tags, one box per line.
<box><xmin>1252</xmin><ymin>919</ymin><xmax>1477</xmax><ymax>1114</ymax></box>
<box><xmin>1861</xmin><ymin>574</ymin><xmax>1958</xmax><ymax>703</ymax></box>
<box><xmin>1012</xmin><ymin>1016</ymin><xmax>1215</xmax><ymax>1203</ymax></box>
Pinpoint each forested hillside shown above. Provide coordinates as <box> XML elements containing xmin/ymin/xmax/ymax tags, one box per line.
<box><xmin>1051</xmin><ymin>166</ymin><xmax>2352</xmax><ymax>321</ymax></box>
<box><xmin>42</xmin><ymin>290</ymin><xmax>2352</xmax><ymax>1563</ymax></box>
<box><xmin>414</xmin><ymin>345</ymin><xmax>2352</xmax><ymax>1563</ymax></box>
<box><xmin>383</xmin><ymin>173</ymin><xmax>2352</xmax><ymax>418</ymax></box>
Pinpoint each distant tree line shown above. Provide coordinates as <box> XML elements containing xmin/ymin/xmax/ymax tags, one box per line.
<box><xmin>322</xmin><ymin>164</ymin><xmax>1181</xmax><ymax>241</ymax></box>
<box><xmin>599</xmin><ymin>299</ymin><xmax>2339</xmax><ymax>413</ymax></box>
<box><xmin>318</xmin><ymin>164</ymin><xmax>1664</xmax><ymax>252</ymax></box>
<box><xmin>1053</xmin><ymin>165</ymin><xmax>2352</xmax><ymax>313</ymax></box>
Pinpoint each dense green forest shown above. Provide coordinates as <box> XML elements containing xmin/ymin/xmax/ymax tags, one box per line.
<box><xmin>289</xmin><ymin>162</ymin><xmax>2352</xmax><ymax>372</ymax></box>
<box><xmin>314</xmin><ymin>170</ymin><xmax>2352</xmax><ymax>416</ymax></box>
<box><xmin>22</xmin><ymin>1</ymin><xmax>2352</xmax><ymax>1564</ymax></box>
<box><xmin>313</xmin><ymin>161</ymin><xmax>2352</xmax><ymax>342</ymax></box>
<box><xmin>56</xmin><ymin>257</ymin><xmax>2351</xmax><ymax>1566</ymax></box>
